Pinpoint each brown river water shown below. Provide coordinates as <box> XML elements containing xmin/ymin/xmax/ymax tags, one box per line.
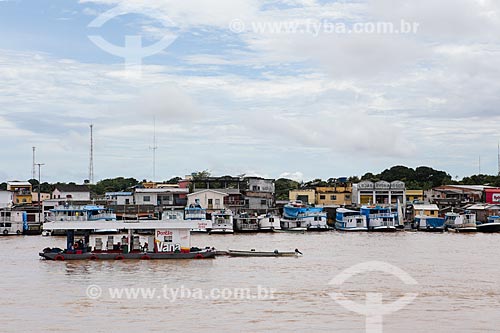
<box><xmin>1</xmin><ymin>232</ymin><xmax>500</xmax><ymax>332</ymax></box>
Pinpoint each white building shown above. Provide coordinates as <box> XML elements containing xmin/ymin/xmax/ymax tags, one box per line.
<box><xmin>187</xmin><ymin>189</ymin><xmax>228</xmax><ymax>210</ymax></box>
<box><xmin>52</xmin><ymin>184</ymin><xmax>91</xmax><ymax>201</ymax></box>
<box><xmin>134</xmin><ymin>188</ymin><xmax>189</xmax><ymax>206</ymax></box>
<box><xmin>352</xmin><ymin>181</ymin><xmax>406</xmax><ymax>205</ymax></box>
<box><xmin>105</xmin><ymin>192</ymin><xmax>134</xmax><ymax>205</ymax></box>
<box><xmin>0</xmin><ymin>191</ymin><xmax>13</xmax><ymax>208</ymax></box>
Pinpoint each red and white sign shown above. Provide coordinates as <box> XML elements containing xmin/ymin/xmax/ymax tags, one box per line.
<box><xmin>156</xmin><ymin>230</ymin><xmax>173</xmax><ymax>237</ymax></box>
<box><xmin>493</xmin><ymin>193</ymin><xmax>500</xmax><ymax>203</ymax></box>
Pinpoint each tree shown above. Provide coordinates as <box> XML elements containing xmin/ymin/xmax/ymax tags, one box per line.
<box><xmin>167</xmin><ymin>177</ymin><xmax>182</xmax><ymax>184</ymax></box>
<box><xmin>0</xmin><ymin>182</ymin><xmax>6</xmax><ymax>190</ymax></box>
<box><xmin>275</xmin><ymin>178</ymin><xmax>300</xmax><ymax>200</ymax></box>
<box><xmin>91</xmin><ymin>177</ymin><xmax>140</xmax><ymax>195</ymax></box>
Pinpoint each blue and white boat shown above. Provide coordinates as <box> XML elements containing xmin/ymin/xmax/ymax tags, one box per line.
<box><xmin>44</xmin><ymin>205</ymin><xmax>117</xmax><ymax>235</ymax></box>
<box><xmin>414</xmin><ymin>214</ymin><xmax>445</xmax><ymax>232</ymax></box>
<box><xmin>476</xmin><ymin>216</ymin><xmax>500</xmax><ymax>233</ymax></box>
<box><xmin>335</xmin><ymin>208</ymin><xmax>367</xmax><ymax>231</ymax></box>
<box><xmin>281</xmin><ymin>201</ymin><xmax>329</xmax><ymax>231</ymax></box>
<box><xmin>360</xmin><ymin>206</ymin><xmax>397</xmax><ymax>232</ymax></box>
<box><xmin>185</xmin><ymin>199</ymin><xmax>212</xmax><ymax>233</ymax></box>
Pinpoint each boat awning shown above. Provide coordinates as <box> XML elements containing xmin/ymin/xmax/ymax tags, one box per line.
<box><xmin>42</xmin><ymin>220</ymin><xmax>199</xmax><ymax>230</ymax></box>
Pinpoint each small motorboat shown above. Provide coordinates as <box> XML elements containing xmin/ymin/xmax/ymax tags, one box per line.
<box><xmin>227</xmin><ymin>249</ymin><xmax>303</xmax><ymax>257</ymax></box>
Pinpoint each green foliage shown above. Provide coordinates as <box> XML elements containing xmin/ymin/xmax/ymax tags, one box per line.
<box><xmin>90</xmin><ymin>177</ymin><xmax>140</xmax><ymax>195</ymax></box>
<box><xmin>275</xmin><ymin>178</ymin><xmax>300</xmax><ymax>200</ymax></box>
<box><xmin>461</xmin><ymin>174</ymin><xmax>500</xmax><ymax>187</ymax></box>
<box><xmin>0</xmin><ymin>182</ymin><xmax>6</xmax><ymax>190</ymax></box>
<box><xmin>359</xmin><ymin>165</ymin><xmax>453</xmax><ymax>190</ymax></box>
<box><xmin>166</xmin><ymin>177</ymin><xmax>182</xmax><ymax>184</ymax></box>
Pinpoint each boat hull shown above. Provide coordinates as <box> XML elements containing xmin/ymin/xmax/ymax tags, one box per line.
<box><xmin>447</xmin><ymin>227</ymin><xmax>477</xmax><ymax>233</ymax></box>
<box><xmin>369</xmin><ymin>226</ymin><xmax>397</xmax><ymax>232</ymax></box>
<box><xmin>477</xmin><ymin>222</ymin><xmax>500</xmax><ymax>233</ymax></box>
<box><xmin>336</xmin><ymin>227</ymin><xmax>368</xmax><ymax>232</ymax></box>
<box><xmin>417</xmin><ymin>227</ymin><xmax>445</xmax><ymax>232</ymax></box>
<box><xmin>39</xmin><ymin>251</ymin><xmax>216</xmax><ymax>261</ymax></box>
<box><xmin>307</xmin><ymin>226</ymin><xmax>331</xmax><ymax>232</ymax></box>
<box><xmin>209</xmin><ymin>229</ymin><xmax>234</xmax><ymax>234</ymax></box>
<box><xmin>228</xmin><ymin>250</ymin><xmax>298</xmax><ymax>257</ymax></box>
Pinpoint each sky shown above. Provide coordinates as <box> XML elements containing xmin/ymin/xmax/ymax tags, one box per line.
<box><xmin>1</xmin><ymin>0</ymin><xmax>500</xmax><ymax>183</ymax></box>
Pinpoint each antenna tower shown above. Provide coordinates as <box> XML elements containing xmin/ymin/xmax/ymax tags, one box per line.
<box><xmin>89</xmin><ymin>124</ymin><xmax>94</xmax><ymax>184</ymax></box>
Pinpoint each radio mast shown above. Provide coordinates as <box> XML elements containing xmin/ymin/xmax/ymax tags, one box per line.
<box><xmin>498</xmin><ymin>141</ymin><xmax>500</xmax><ymax>176</ymax></box>
<box><xmin>89</xmin><ymin>124</ymin><xmax>94</xmax><ymax>184</ymax></box>
<box><xmin>149</xmin><ymin>117</ymin><xmax>158</xmax><ymax>181</ymax></box>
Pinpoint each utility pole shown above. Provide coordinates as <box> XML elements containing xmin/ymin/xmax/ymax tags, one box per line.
<box><xmin>36</xmin><ymin>163</ymin><xmax>45</xmax><ymax>224</ymax></box>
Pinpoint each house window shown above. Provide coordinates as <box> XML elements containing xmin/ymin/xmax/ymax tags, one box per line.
<box><xmin>320</xmin><ymin>195</ymin><xmax>326</xmax><ymax>200</ymax></box>
<box><xmin>215</xmin><ymin>199</ymin><xmax>220</xmax><ymax>206</ymax></box>
<box><xmin>330</xmin><ymin>195</ymin><xmax>337</xmax><ymax>200</ymax></box>
<box><xmin>345</xmin><ymin>195</ymin><xmax>351</xmax><ymax>200</ymax></box>
<box><xmin>163</xmin><ymin>235</ymin><xmax>173</xmax><ymax>242</ymax></box>
<box><xmin>261</xmin><ymin>199</ymin><xmax>267</xmax><ymax>205</ymax></box>
<box><xmin>208</xmin><ymin>199</ymin><xmax>213</xmax><ymax>205</ymax></box>
<box><xmin>143</xmin><ymin>196</ymin><xmax>151</xmax><ymax>202</ymax></box>
<box><xmin>125</xmin><ymin>199</ymin><xmax>130</xmax><ymax>205</ymax></box>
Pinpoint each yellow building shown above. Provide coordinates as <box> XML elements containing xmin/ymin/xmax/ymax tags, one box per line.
<box><xmin>412</xmin><ymin>203</ymin><xmax>439</xmax><ymax>218</ymax></box>
<box><xmin>406</xmin><ymin>190</ymin><xmax>424</xmax><ymax>203</ymax></box>
<box><xmin>7</xmin><ymin>181</ymin><xmax>33</xmax><ymax>204</ymax></box>
<box><xmin>289</xmin><ymin>189</ymin><xmax>315</xmax><ymax>205</ymax></box>
<box><xmin>315</xmin><ymin>186</ymin><xmax>353</xmax><ymax>206</ymax></box>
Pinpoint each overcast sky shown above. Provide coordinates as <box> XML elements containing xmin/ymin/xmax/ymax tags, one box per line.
<box><xmin>1</xmin><ymin>0</ymin><xmax>500</xmax><ymax>183</ymax></box>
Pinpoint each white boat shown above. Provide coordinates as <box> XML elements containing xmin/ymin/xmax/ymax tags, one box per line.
<box><xmin>445</xmin><ymin>212</ymin><xmax>477</xmax><ymax>233</ymax></box>
<box><xmin>210</xmin><ymin>209</ymin><xmax>234</xmax><ymax>234</ymax></box>
<box><xmin>257</xmin><ymin>213</ymin><xmax>281</xmax><ymax>232</ymax></box>
<box><xmin>282</xmin><ymin>201</ymin><xmax>329</xmax><ymax>231</ymax></box>
<box><xmin>0</xmin><ymin>210</ymin><xmax>25</xmax><ymax>235</ymax></box>
<box><xmin>185</xmin><ymin>200</ymin><xmax>212</xmax><ymax>233</ymax></box>
<box><xmin>335</xmin><ymin>208</ymin><xmax>367</xmax><ymax>231</ymax></box>
<box><xmin>360</xmin><ymin>206</ymin><xmax>397</xmax><ymax>232</ymax></box>
<box><xmin>234</xmin><ymin>212</ymin><xmax>259</xmax><ymax>232</ymax></box>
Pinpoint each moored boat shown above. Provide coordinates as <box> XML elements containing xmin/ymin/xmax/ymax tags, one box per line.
<box><xmin>39</xmin><ymin>220</ymin><xmax>215</xmax><ymax>260</ymax></box>
<box><xmin>360</xmin><ymin>206</ymin><xmax>397</xmax><ymax>232</ymax></box>
<box><xmin>0</xmin><ymin>210</ymin><xmax>25</xmax><ymax>235</ymax></box>
<box><xmin>414</xmin><ymin>215</ymin><xmax>445</xmax><ymax>232</ymax></box>
<box><xmin>227</xmin><ymin>249</ymin><xmax>302</xmax><ymax>257</ymax></box>
<box><xmin>184</xmin><ymin>200</ymin><xmax>212</xmax><ymax>233</ymax></box>
<box><xmin>282</xmin><ymin>201</ymin><xmax>329</xmax><ymax>231</ymax></box>
<box><xmin>257</xmin><ymin>213</ymin><xmax>281</xmax><ymax>232</ymax></box>
<box><xmin>476</xmin><ymin>216</ymin><xmax>500</xmax><ymax>233</ymax></box>
<box><xmin>234</xmin><ymin>212</ymin><xmax>259</xmax><ymax>232</ymax></box>
<box><xmin>45</xmin><ymin>204</ymin><xmax>117</xmax><ymax>235</ymax></box>
<box><xmin>335</xmin><ymin>208</ymin><xmax>367</xmax><ymax>231</ymax></box>
<box><xmin>444</xmin><ymin>212</ymin><xmax>477</xmax><ymax>233</ymax></box>
<box><xmin>210</xmin><ymin>209</ymin><xmax>234</xmax><ymax>234</ymax></box>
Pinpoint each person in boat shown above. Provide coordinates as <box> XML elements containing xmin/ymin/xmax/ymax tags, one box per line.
<box><xmin>295</xmin><ymin>249</ymin><xmax>303</xmax><ymax>255</ymax></box>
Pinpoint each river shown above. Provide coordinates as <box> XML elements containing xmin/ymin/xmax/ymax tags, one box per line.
<box><xmin>1</xmin><ymin>232</ymin><xmax>499</xmax><ymax>332</ymax></box>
